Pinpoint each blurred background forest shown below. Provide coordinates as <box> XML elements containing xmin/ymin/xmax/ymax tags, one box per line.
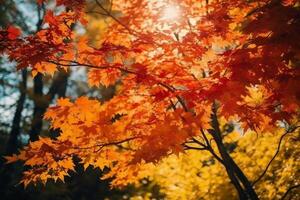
<box><xmin>0</xmin><ymin>0</ymin><xmax>299</xmax><ymax>200</ymax></box>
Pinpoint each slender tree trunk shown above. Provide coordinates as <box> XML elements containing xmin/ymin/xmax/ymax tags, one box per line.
<box><xmin>210</xmin><ymin>104</ymin><xmax>259</xmax><ymax>200</ymax></box>
<box><xmin>0</xmin><ymin>69</ymin><xmax>27</xmax><ymax>197</ymax></box>
<box><xmin>6</xmin><ymin>69</ymin><xmax>27</xmax><ymax>154</ymax></box>
<box><xmin>48</xmin><ymin>70</ymin><xmax>69</xmax><ymax>98</ymax></box>
<box><xmin>29</xmin><ymin>73</ymin><xmax>45</xmax><ymax>141</ymax></box>
<box><xmin>227</xmin><ymin>150</ymin><xmax>258</xmax><ymax>199</ymax></box>
<box><xmin>29</xmin><ymin>71</ymin><xmax>69</xmax><ymax>141</ymax></box>
<box><xmin>48</xmin><ymin>70</ymin><xmax>69</xmax><ymax>137</ymax></box>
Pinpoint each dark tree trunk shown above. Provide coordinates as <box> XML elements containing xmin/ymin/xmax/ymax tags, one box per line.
<box><xmin>47</xmin><ymin>70</ymin><xmax>69</xmax><ymax>98</ymax></box>
<box><xmin>210</xmin><ymin>104</ymin><xmax>259</xmax><ymax>200</ymax></box>
<box><xmin>29</xmin><ymin>71</ymin><xmax>69</xmax><ymax>141</ymax></box>
<box><xmin>29</xmin><ymin>73</ymin><xmax>45</xmax><ymax>141</ymax></box>
<box><xmin>0</xmin><ymin>69</ymin><xmax>27</xmax><ymax>197</ymax></box>
<box><xmin>48</xmin><ymin>70</ymin><xmax>69</xmax><ymax>137</ymax></box>
<box><xmin>6</xmin><ymin>69</ymin><xmax>27</xmax><ymax>154</ymax></box>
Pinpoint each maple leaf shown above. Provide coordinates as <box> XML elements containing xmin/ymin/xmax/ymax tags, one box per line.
<box><xmin>33</xmin><ymin>62</ymin><xmax>57</xmax><ymax>76</ymax></box>
<box><xmin>57</xmin><ymin>98</ymin><xmax>73</xmax><ymax>107</ymax></box>
<box><xmin>88</xmin><ymin>68</ymin><xmax>121</xmax><ymax>87</ymax></box>
<box><xmin>44</xmin><ymin>11</ymin><xmax>58</xmax><ymax>26</ymax></box>
<box><xmin>4</xmin><ymin>154</ymin><xmax>19</xmax><ymax>164</ymax></box>
<box><xmin>240</xmin><ymin>85</ymin><xmax>272</xmax><ymax>108</ymax></box>
<box><xmin>7</xmin><ymin>26</ymin><xmax>21</xmax><ymax>40</ymax></box>
<box><xmin>58</xmin><ymin>158</ymin><xmax>75</xmax><ymax>171</ymax></box>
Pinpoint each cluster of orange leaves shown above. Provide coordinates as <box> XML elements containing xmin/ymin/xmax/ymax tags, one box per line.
<box><xmin>1</xmin><ymin>0</ymin><xmax>300</xmax><ymax>187</ymax></box>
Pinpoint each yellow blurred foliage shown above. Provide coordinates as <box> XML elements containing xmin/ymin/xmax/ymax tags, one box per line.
<box><xmin>132</xmin><ymin>129</ymin><xmax>299</xmax><ymax>200</ymax></box>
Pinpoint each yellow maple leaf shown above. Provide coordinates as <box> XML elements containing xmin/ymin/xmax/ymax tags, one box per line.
<box><xmin>58</xmin><ymin>158</ymin><xmax>75</xmax><ymax>171</ymax></box>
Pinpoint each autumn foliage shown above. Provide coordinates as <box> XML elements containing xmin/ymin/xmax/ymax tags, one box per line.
<box><xmin>1</xmin><ymin>0</ymin><xmax>300</xmax><ymax>198</ymax></box>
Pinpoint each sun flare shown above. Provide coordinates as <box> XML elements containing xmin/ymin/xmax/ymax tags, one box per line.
<box><xmin>161</xmin><ymin>5</ymin><xmax>181</xmax><ymax>20</ymax></box>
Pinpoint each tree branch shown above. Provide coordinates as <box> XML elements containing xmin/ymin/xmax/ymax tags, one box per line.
<box><xmin>93</xmin><ymin>0</ymin><xmax>163</xmax><ymax>46</ymax></box>
<box><xmin>72</xmin><ymin>136</ymin><xmax>139</xmax><ymax>151</ymax></box>
<box><xmin>280</xmin><ymin>184</ymin><xmax>300</xmax><ymax>200</ymax></box>
<box><xmin>94</xmin><ymin>0</ymin><xmax>137</xmax><ymax>35</ymax></box>
<box><xmin>48</xmin><ymin>60</ymin><xmax>190</xmax><ymax>112</ymax></box>
<box><xmin>183</xmin><ymin>144</ymin><xmax>207</xmax><ymax>151</ymax></box>
<box><xmin>199</xmin><ymin>129</ymin><xmax>225</xmax><ymax>165</ymax></box>
<box><xmin>252</xmin><ymin>125</ymin><xmax>300</xmax><ymax>186</ymax></box>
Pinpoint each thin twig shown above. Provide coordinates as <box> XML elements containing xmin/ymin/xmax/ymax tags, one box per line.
<box><xmin>93</xmin><ymin>0</ymin><xmax>163</xmax><ymax>46</ymax></box>
<box><xmin>280</xmin><ymin>184</ymin><xmax>300</xmax><ymax>200</ymax></box>
<box><xmin>184</xmin><ymin>144</ymin><xmax>207</xmax><ymax>151</ymax></box>
<box><xmin>71</xmin><ymin>136</ymin><xmax>139</xmax><ymax>151</ymax></box>
<box><xmin>94</xmin><ymin>0</ymin><xmax>136</xmax><ymax>35</ymax></box>
<box><xmin>252</xmin><ymin>125</ymin><xmax>300</xmax><ymax>186</ymax></box>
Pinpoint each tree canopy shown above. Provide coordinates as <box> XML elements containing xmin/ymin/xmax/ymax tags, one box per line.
<box><xmin>1</xmin><ymin>0</ymin><xmax>300</xmax><ymax>199</ymax></box>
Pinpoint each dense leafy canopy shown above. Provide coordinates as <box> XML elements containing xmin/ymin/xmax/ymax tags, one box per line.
<box><xmin>1</xmin><ymin>0</ymin><xmax>300</xmax><ymax>194</ymax></box>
